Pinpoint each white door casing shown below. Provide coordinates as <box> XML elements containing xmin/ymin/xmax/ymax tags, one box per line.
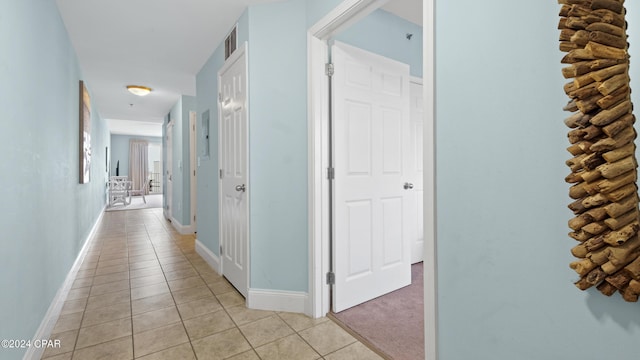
<box><xmin>165</xmin><ymin>122</ymin><xmax>174</xmax><ymax>220</ymax></box>
<box><xmin>218</xmin><ymin>42</ymin><xmax>249</xmax><ymax>298</ymax></box>
<box><xmin>190</xmin><ymin>111</ymin><xmax>197</xmax><ymax>229</ymax></box>
<box><xmin>332</xmin><ymin>41</ymin><xmax>412</xmax><ymax>312</ymax></box>
<box><xmin>307</xmin><ymin>1</ymin><xmax>437</xmax><ymax>358</ymax></box>
<box><xmin>409</xmin><ymin>80</ymin><xmax>424</xmax><ymax>264</ymax></box>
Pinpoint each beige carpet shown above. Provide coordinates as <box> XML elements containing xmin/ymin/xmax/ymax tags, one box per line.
<box><xmin>331</xmin><ymin>262</ymin><xmax>424</xmax><ymax>360</ymax></box>
<box><xmin>106</xmin><ymin>194</ymin><xmax>163</xmax><ymax>211</ymax></box>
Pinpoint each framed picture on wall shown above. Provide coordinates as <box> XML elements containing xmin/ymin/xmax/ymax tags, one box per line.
<box><xmin>79</xmin><ymin>80</ymin><xmax>91</xmax><ymax>184</ymax></box>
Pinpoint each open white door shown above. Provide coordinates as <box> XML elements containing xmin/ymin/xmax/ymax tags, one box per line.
<box><xmin>332</xmin><ymin>41</ymin><xmax>412</xmax><ymax>312</ymax></box>
<box><xmin>219</xmin><ymin>42</ymin><xmax>249</xmax><ymax>298</ymax></box>
<box><xmin>165</xmin><ymin>122</ymin><xmax>173</xmax><ymax>220</ymax></box>
<box><xmin>409</xmin><ymin>80</ymin><xmax>424</xmax><ymax>264</ymax></box>
<box><xmin>189</xmin><ymin>111</ymin><xmax>197</xmax><ymax>230</ymax></box>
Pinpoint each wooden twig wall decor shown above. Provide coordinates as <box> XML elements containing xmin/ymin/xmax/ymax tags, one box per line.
<box><xmin>559</xmin><ymin>0</ymin><xmax>640</xmax><ymax>302</ymax></box>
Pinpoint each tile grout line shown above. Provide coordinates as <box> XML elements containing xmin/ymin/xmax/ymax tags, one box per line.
<box><xmin>128</xmin><ymin>220</ymin><xmax>136</xmax><ymax>360</ymax></box>
<box><xmin>152</xmin><ymin>216</ymin><xmax>198</xmax><ymax>360</ymax></box>
<box><xmin>47</xmin><ymin>209</ymin><xmax>374</xmax><ymax>360</ymax></box>
<box><xmin>159</xmin><ymin>212</ymin><xmax>258</xmax><ymax>360</ymax></box>
<box><xmin>67</xmin><ymin>231</ymin><xmax>103</xmax><ymax>359</ymax></box>
<box><xmin>274</xmin><ymin>312</ymin><xmax>324</xmax><ymax>359</ymax></box>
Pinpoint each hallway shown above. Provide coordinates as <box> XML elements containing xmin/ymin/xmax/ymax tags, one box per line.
<box><xmin>42</xmin><ymin>209</ymin><xmax>381</xmax><ymax>359</ymax></box>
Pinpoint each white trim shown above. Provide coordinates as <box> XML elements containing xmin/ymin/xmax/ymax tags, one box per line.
<box><xmin>423</xmin><ymin>1</ymin><xmax>438</xmax><ymax>359</ymax></box>
<box><xmin>189</xmin><ymin>111</ymin><xmax>197</xmax><ymax>230</ymax></box>
<box><xmin>309</xmin><ymin>0</ymin><xmax>400</xmax><ymax>319</ymax></box>
<box><xmin>164</xmin><ymin>121</ymin><xmax>174</xmax><ymax>221</ymax></box>
<box><xmin>308</xmin><ymin>0</ymin><xmax>390</xmax><ymax>40</ymax></box>
<box><xmin>247</xmin><ymin>289</ymin><xmax>308</xmax><ymax>314</ymax></box>
<box><xmin>25</xmin><ymin>206</ymin><xmax>106</xmax><ymax>360</ymax></box>
<box><xmin>195</xmin><ymin>239</ymin><xmax>221</xmax><ymax>274</ymax></box>
<box><xmin>169</xmin><ymin>216</ymin><xmax>195</xmax><ymax>234</ymax></box>
<box><xmin>307</xmin><ymin>1</ymin><xmax>438</xmax><ymax>359</ymax></box>
<box><xmin>307</xmin><ymin>33</ymin><xmax>330</xmax><ymax>318</ymax></box>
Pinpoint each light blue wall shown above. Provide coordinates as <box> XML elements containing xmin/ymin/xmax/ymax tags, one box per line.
<box><xmin>165</xmin><ymin>95</ymin><xmax>196</xmax><ymax>226</ymax></box>
<box><xmin>195</xmin><ymin>42</ymin><xmax>223</xmax><ymax>255</ymax></box>
<box><xmin>435</xmin><ymin>1</ymin><xmax>640</xmax><ymax>359</ymax></box>
<box><xmin>305</xmin><ymin>0</ymin><xmax>343</xmax><ymax>27</ymax></box>
<box><xmin>110</xmin><ymin>134</ymin><xmax>162</xmax><ymax>177</ymax></box>
<box><xmin>628</xmin><ymin>2</ymin><xmax>640</xmax><ymax>116</ymax></box>
<box><xmin>0</xmin><ymin>1</ymin><xmax>109</xmax><ymax>358</ymax></box>
<box><xmin>247</xmin><ymin>0</ymin><xmax>309</xmax><ymax>291</ymax></box>
<box><xmin>196</xmin><ymin>1</ymin><xmax>310</xmax><ymax>292</ymax></box>
<box><xmin>334</xmin><ymin>9</ymin><xmax>422</xmax><ymax>77</ymax></box>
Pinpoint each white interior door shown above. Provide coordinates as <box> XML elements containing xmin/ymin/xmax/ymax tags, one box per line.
<box><xmin>332</xmin><ymin>41</ymin><xmax>412</xmax><ymax>312</ymax></box>
<box><xmin>190</xmin><ymin>111</ymin><xmax>197</xmax><ymax>229</ymax></box>
<box><xmin>219</xmin><ymin>42</ymin><xmax>249</xmax><ymax>298</ymax></box>
<box><xmin>409</xmin><ymin>80</ymin><xmax>424</xmax><ymax>264</ymax></box>
<box><xmin>165</xmin><ymin>122</ymin><xmax>173</xmax><ymax>220</ymax></box>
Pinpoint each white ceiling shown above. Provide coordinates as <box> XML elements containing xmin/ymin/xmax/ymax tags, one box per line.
<box><xmin>55</xmin><ymin>0</ymin><xmax>420</xmax><ymax>137</ymax></box>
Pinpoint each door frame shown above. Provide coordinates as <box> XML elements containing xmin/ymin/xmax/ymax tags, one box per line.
<box><xmin>217</xmin><ymin>41</ymin><xmax>250</xmax><ymax>296</ymax></box>
<box><xmin>409</xmin><ymin>76</ymin><xmax>425</xmax><ymax>264</ymax></box>
<box><xmin>189</xmin><ymin>111</ymin><xmax>197</xmax><ymax>230</ymax></box>
<box><xmin>164</xmin><ymin>121</ymin><xmax>174</xmax><ymax>221</ymax></box>
<box><xmin>306</xmin><ymin>0</ymin><xmax>437</xmax><ymax>359</ymax></box>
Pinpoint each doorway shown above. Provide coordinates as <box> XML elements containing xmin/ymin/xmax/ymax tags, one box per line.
<box><xmin>189</xmin><ymin>111</ymin><xmax>197</xmax><ymax>229</ymax></box>
<box><xmin>148</xmin><ymin>142</ymin><xmax>163</xmax><ymax>194</ymax></box>
<box><xmin>164</xmin><ymin>121</ymin><xmax>174</xmax><ymax>220</ymax></box>
<box><xmin>307</xmin><ymin>0</ymin><xmax>436</xmax><ymax>358</ymax></box>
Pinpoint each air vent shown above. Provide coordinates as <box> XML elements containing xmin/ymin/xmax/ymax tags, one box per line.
<box><xmin>224</xmin><ymin>25</ymin><xmax>237</xmax><ymax>60</ymax></box>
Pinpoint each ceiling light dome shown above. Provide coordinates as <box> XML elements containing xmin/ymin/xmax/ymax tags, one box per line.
<box><xmin>126</xmin><ymin>85</ymin><xmax>152</xmax><ymax>96</ymax></box>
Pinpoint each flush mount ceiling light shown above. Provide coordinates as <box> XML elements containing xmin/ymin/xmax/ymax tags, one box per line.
<box><xmin>126</xmin><ymin>85</ymin><xmax>152</xmax><ymax>96</ymax></box>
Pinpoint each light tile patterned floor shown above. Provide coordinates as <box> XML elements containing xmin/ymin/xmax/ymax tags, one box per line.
<box><xmin>41</xmin><ymin>208</ymin><xmax>382</xmax><ymax>360</ymax></box>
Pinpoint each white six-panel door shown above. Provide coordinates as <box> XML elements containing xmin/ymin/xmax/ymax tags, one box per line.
<box><xmin>332</xmin><ymin>41</ymin><xmax>412</xmax><ymax>312</ymax></box>
<box><xmin>219</xmin><ymin>43</ymin><xmax>249</xmax><ymax>298</ymax></box>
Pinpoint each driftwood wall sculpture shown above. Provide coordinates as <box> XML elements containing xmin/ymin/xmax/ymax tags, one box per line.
<box><xmin>559</xmin><ymin>0</ymin><xmax>640</xmax><ymax>302</ymax></box>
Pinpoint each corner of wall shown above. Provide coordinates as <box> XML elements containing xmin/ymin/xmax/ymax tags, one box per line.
<box><xmin>195</xmin><ymin>239</ymin><xmax>221</xmax><ymax>274</ymax></box>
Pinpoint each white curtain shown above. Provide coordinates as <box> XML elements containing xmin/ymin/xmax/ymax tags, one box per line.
<box><xmin>129</xmin><ymin>140</ymin><xmax>149</xmax><ymax>194</ymax></box>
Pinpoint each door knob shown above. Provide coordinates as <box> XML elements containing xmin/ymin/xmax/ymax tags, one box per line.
<box><xmin>403</xmin><ymin>182</ymin><xmax>414</xmax><ymax>190</ymax></box>
<box><xmin>235</xmin><ymin>184</ymin><xmax>246</xmax><ymax>192</ymax></box>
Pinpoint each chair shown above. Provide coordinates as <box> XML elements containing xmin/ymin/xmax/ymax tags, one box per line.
<box><xmin>129</xmin><ymin>180</ymin><xmax>147</xmax><ymax>204</ymax></box>
<box><xmin>108</xmin><ymin>176</ymin><xmax>131</xmax><ymax>207</ymax></box>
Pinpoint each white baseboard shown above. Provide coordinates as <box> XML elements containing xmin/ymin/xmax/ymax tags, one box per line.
<box><xmin>247</xmin><ymin>289</ymin><xmax>308</xmax><ymax>314</ymax></box>
<box><xmin>168</xmin><ymin>215</ymin><xmax>195</xmax><ymax>235</ymax></box>
<box><xmin>24</xmin><ymin>206</ymin><xmax>105</xmax><ymax>360</ymax></box>
<box><xmin>195</xmin><ymin>239</ymin><xmax>220</xmax><ymax>274</ymax></box>
<box><xmin>194</xmin><ymin>240</ymin><xmax>307</xmax><ymax>315</ymax></box>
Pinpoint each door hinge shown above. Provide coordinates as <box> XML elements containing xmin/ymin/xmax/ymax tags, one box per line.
<box><xmin>327</xmin><ymin>167</ymin><xmax>335</xmax><ymax>180</ymax></box>
<box><xmin>193</xmin><ymin>215</ymin><xmax>196</xmax><ymax>222</ymax></box>
<box><xmin>326</xmin><ymin>272</ymin><xmax>335</xmax><ymax>285</ymax></box>
<box><xmin>220</xmin><ymin>169</ymin><xmax>224</xmax><ymax>179</ymax></box>
<box><xmin>325</xmin><ymin>63</ymin><xmax>334</xmax><ymax>77</ymax></box>
<box><xmin>220</xmin><ymin>245</ymin><xmax>223</xmax><ymax>256</ymax></box>
<box><xmin>193</xmin><ymin>170</ymin><xmax>196</xmax><ymax>176</ymax></box>
<box><xmin>218</xmin><ymin>93</ymin><xmax>223</xmax><ymax>103</ymax></box>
